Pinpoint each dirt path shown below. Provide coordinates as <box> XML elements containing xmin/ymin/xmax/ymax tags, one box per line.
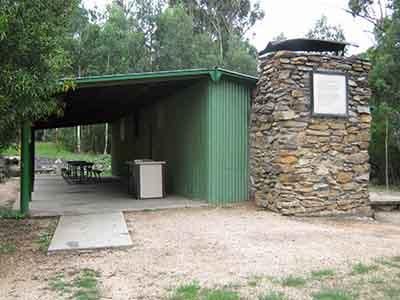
<box><xmin>1</xmin><ymin>206</ymin><xmax>400</xmax><ymax>299</ymax></box>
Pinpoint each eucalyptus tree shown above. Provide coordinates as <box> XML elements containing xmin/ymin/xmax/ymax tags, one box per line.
<box><xmin>306</xmin><ymin>15</ymin><xmax>346</xmax><ymax>42</ymax></box>
<box><xmin>168</xmin><ymin>0</ymin><xmax>264</xmax><ymax>63</ymax></box>
<box><xmin>154</xmin><ymin>5</ymin><xmax>219</xmax><ymax>70</ymax></box>
<box><xmin>0</xmin><ymin>0</ymin><xmax>78</xmax><ymax>150</ymax></box>
<box><xmin>347</xmin><ymin>0</ymin><xmax>400</xmax><ymax>184</ymax></box>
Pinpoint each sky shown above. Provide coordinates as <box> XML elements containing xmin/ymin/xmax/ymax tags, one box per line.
<box><xmin>83</xmin><ymin>0</ymin><xmax>377</xmax><ymax>55</ymax></box>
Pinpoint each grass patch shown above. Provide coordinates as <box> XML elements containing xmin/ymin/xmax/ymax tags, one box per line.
<box><xmin>391</xmin><ymin>256</ymin><xmax>400</xmax><ymax>263</ymax></box>
<box><xmin>49</xmin><ymin>273</ymin><xmax>72</xmax><ymax>296</ymax></box>
<box><xmin>1</xmin><ymin>142</ymin><xmax>112</xmax><ymax>176</ymax></box>
<box><xmin>369</xmin><ymin>276</ymin><xmax>385</xmax><ymax>285</ymax></box>
<box><xmin>0</xmin><ymin>242</ymin><xmax>16</xmax><ymax>254</ymax></box>
<box><xmin>351</xmin><ymin>263</ymin><xmax>378</xmax><ymax>275</ymax></box>
<box><xmin>72</xmin><ymin>269</ymin><xmax>100</xmax><ymax>300</ymax></box>
<box><xmin>312</xmin><ymin>288</ymin><xmax>354</xmax><ymax>300</ymax></box>
<box><xmin>49</xmin><ymin>269</ymin><xmax>100</xmax><ymax>300</ymax></box>
<box><xmin>258</xmin><ymin>291</ymin><xmax>287</xmax><ymax>300</ymax></box>
<box><xmin>170</xmin><ymin>283</ymin><xmax>239</xmax><ymax>300</ymax></box>
<box><xmin>202</xmin><ymin>289</ymin><xmax>240</xmax><ymax>300</ymax></box>
<box><xmin>281</xmin><ymin>275</ymin><xmax>307</xmax><ymax>288</ymax></box>
<box><xmin>376</xmin><ymin>258</ymin><xmax>400</xmax><ymax>269</ymax></box>
<box><xmin>35</xmin><ymin>231</ymin><xmax>53</xmax><ymax>252</ymax></box>
<box><xmin>382</xmin><ymin>286</ymin><xmax>400</xmax><ymax>299</ymax></box>
<box><xmin>0</xmin><ymin>209</ymin><xmax>25</xmax><ymax>219</ymax></box>
<box><xmin>248</xmin><ymin>275</ymin><xmax>264</xmax><ymax>287</ymax></box>
<box><xmin>170</xmin><ymin>282</ymin><xmax>201</xmax><ymax>300</ymax></box>
<box><xmin>311</xmin><ymin>269</ymin><xmax>336</xmax><ymax>280</ymax></box>
<box><xmin>35</xmin><ymin>221</ymin><xmax>57</xmax><ymax>253</ymax></box>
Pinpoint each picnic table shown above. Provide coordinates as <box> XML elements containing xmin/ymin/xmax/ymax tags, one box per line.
<box><xmin>64</xmin><ymin>160</ymin><xmax>94</xmax><ymax>184</ymax></box>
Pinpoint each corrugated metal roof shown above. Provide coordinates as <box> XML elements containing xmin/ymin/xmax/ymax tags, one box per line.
<box><xmin>65</xmin><ymin>67</ymin><xmax>257</xmax><ymax>88</ymax></box>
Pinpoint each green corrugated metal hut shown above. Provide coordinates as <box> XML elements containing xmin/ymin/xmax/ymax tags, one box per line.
<box><xmin>29</xmin><ymin>68</ymin><xmax>256</xmax><ymax>209</ymax></box>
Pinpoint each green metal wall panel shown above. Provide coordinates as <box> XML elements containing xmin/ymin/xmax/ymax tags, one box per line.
<box><xmin>111</xmin><ymin>78</ymin><xmax>251</xmax><ymax>204</ymax></box>
<box><xmin>151</xmin><ymin>80</ymin><xmax>209</xmax><ymax>199</ymax></box>
<box><xmin>111</xmin><ymin>80</ymin><xmax>210</xmax><ymax>200</ymax></box>
<box><xmin>207</xmin><ymin>79</ymin><xmax>251</xmax><ymax>204</ymax></box>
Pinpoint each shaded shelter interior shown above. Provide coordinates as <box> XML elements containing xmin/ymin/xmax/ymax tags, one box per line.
<box><xmin>33</xmin><ymin>70</ymin><xmax>255</xmax><ymax>205</ymax></box>
<box><xmin>35</xmin><ymin>77</ymin><xmax>202</xmax><ymax>129</ymax></box>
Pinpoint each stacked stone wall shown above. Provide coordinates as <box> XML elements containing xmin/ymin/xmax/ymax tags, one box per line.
<box><xmin>250</xmin><ymin>51</ymin><xmax>372</xmax><ymax>216</ymax></box>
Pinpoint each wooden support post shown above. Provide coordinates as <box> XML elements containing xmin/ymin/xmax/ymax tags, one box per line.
<box><xmin>20</xmin><ymin>122</ymin><xmax>31</xmax><ymax>214</ymax></box>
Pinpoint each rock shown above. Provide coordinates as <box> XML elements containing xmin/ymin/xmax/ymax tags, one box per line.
<box><xmin>308</xmin><ymin>124</ymin><xmax>329</xmax><ymax>131</ymax></box>
<box><xmin>347</xmin><ymin>152</ymin><xmax>369</xmax><ymax>164</ymax></box>
<box><xmin>279</xmin><ymin>155</ymin><xmax>298</xmax><ymax>165</ymax></box>
<box><xmin>276</xmin><ymin>110</ymin><xmax>296</xmax><ymax>121</ymax></box>
<box><xmin>306</xmin><ymin>130</ymin><xmax>330</xmax><ymax>136</ymax></box>
<box><xmin>337</xmin><ymin>172</ymin><xmax>353</xmax><ymax>184</ymax></box>
<box><xmin>316</xmin><ymin>165</ymin><xmax>329</xmax><ymax>176</ymax></box>
<box><xmin>279</xmin><ymin>70</ymin><xmax>291</xmax><ymax>79</ymax></box>
<box><xmin>291</xmin><ymin>90</ymin><xmax>304</xmax><ymax>98</ymax></box>
<box><xmin>360</xmin><ymin>115</ymin><xmax>372</xmax><ymax>123</ymax></box>
<box><xmin>357</xmin><ymin>106</ymin><xmax>370</xmax><ymax>114</ymax></box>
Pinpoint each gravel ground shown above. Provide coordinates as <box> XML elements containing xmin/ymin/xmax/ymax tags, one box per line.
<box><xmin>1</xmin><ymin>206</ymin><xmax>400</xmax><ymax>299</ymax></box>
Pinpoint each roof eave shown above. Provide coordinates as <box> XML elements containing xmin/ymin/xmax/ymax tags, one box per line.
<box><xmin>61</xmin><ymin>68</ymin><xmax>257</xmax><ymax>89</ymax></box>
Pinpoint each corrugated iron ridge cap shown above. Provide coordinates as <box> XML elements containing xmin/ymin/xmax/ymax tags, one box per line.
<box><xmin>61</xmin><ymin>67</ymin><xmax>258</xmax><ymax>88</ymax></box>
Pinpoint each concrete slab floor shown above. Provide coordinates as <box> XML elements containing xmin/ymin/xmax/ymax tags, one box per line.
<box><xmin>48</xmin><ymin>212</ymin><xmax>132</xmax><ymax>252</ymax></box>
<box><xmin>14</xmin><ymin>175</ymin><xmax>208</xmax><ymax>217</ymax></box>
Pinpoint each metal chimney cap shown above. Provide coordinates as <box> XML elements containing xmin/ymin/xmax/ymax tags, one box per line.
<box><xmin>259</xmin><ymin>38</ymin><xmax>352</xmax><ymax>56</ymax></box>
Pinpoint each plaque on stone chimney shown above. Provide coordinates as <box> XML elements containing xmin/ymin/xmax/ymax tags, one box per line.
<box><xmin>311</xmin><ymin>71</ymin><xmax>348</xmax><ymax>117</ymax></box>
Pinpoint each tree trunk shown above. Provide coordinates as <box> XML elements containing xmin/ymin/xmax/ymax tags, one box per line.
<box><xmin>107</xmin><ymin>54</ymin><xmax>110</xmax><ymax>73</ymax></box>
<box><xmin>385</xmin><ymin>116</ymin><xmax>389</xmax><ymax>191</ymax></box>
<box><xmin>77</xmin><ymin>126</ymin><xmax>81</xmax><ymax>153</ymax></box>
<box><xmin>104</xmin><ymin>123</ymin><xmax>109</xmax><ymax>155</ymax></box>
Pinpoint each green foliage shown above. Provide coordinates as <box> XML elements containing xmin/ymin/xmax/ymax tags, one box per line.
<box><xmin>1</xmin><ymin>142</ymin><xmax>111</xmax><ymax>174</ymax></box>
<box><xmin>0</xmin><ymin>209</ymin><xmax>26</xmax><ymax>219</ymax></box>
<box><xmin>351</xmin><ymin>263</ymin><xmax>378</xmax><ymax>275</ymax></box>
<box><xmin>170</xmin><ymin>282</ymin><xmax>201</xmax><ymax>300</ymax></box>
<box><xmin>376</xmin><ymin>258</ymin><xmax>400</xmax><ymax>269</ymax></box>
<box><xmin>0</xmin><ymin>242</ymin><xmax>16</xmax><ymax>254</ymax></box>
<box><xmin>392</xmin><ymin>256</ymin><xmax>400</xmax><ymax>262</ymax></box>
<box><xmin>311</xmin><ymin>269</ymin><xmax>336</xmax><ymax>280</ymax></box>
<box><xmin>351</xmin><ymin>0</ymin><xmax>400</xmax><ymax>185</ymax></box>
<box><xmin>306</xmin><ymin>15</ymin><xmax>346</xmax><ymax>42</ymax></box>
<box><xmin>49</xmin><ymin>269</ymin><xmax>100</xmax><ymax>300</ymax></box>
<box><xmin>169</xmin><ymin>283</ymin><xmax>239</xmax><ymax>300</ymax></box>
<box><xmin>64</xmin><ymin>0</ymin><xmax>262</xmax><ymax>78</ymax></box>
<box><xmin>49</xmin><ymin>273</ymin><xmax>72</xmax><ymax>295</ymax></box>
<box><xmin>383</xmin><ymin>286</ymin><xmax>400</xmax><ymax>299</ymax></box>
<box><xmin>369</xmin><ymin>103</ymin><xmax>400</xmax><ymax>184</ymax></box>
<box><xmin>155</xmin><ymin>5</ymin><xmax>219</xmax><ymax>70</ymax></box>
<box><xmin>368</xmin><ymin>276</ymin><xmax>385</xmax><ymax>285</ymax></box>
<box><xmin>281</xmin><ymin>275</ymin><xmax>307</xmax><ymax>287</ymax></box>
<box><xmin>202</xmin><ymin>289</ymin><xmax>240</xmax><ymax>300</ymax></box>
<box><xmin>0</xmin><ymin>0</ymin><xmax>78</xmax><ymax>150</ymax></box>
<box><xmin>258</xmin><ymin>291</ymin><xmax>287</xmax><ymax>300</ymax></box>
<box><xmin>35</xmin><ymin>227</ymin><xmax>55</xmax><ymax>253</ymax></box>
<box><xmin>312</xmin><ymin>289</ymin><xmax>354</xmax><ymax>300</ymax></box>
<box><xmin>248</xmin><ymin>275</ymin><xmax>263</xmax><ymax>287</ymax></box>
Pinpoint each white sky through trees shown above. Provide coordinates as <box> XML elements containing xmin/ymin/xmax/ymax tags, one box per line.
<box><xmin>83</xmin><ymin>0</ymin><xmax>377</xmax><ymax>55</ymax></box>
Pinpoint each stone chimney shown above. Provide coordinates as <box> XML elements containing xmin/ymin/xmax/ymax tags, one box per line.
<box><xmin>250</xmin><ymin>51</ymin><xmax>372</xmax><ymax>216</ymax></box>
